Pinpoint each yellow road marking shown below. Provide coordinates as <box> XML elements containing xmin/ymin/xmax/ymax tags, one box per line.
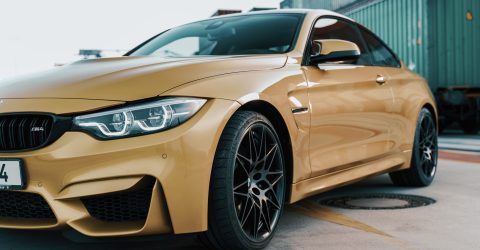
<box><xmin>289</xmin><ymin>200</ymin><xmax>390</xmax><ymax>237</ymax></box>
<box><xmin>288</xmin><ymin>200</ymin><xmax>418</xmax><ymax>250</ymax></box>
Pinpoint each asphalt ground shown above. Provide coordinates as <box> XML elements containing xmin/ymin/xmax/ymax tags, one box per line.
<box><xmin>1</xmin><ymin>135</ymin><xmax>479</xmax><ymax>250</ymax></box>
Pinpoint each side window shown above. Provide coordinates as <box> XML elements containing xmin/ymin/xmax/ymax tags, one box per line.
<box><xmin>309</xmin><ymin>18</ymin><xmax>371</xmax><ymax>65</ymax></box>
<box><xmin>359</xmin><ymin>27</ymin><xmax>401</xmax><ymax>67</ymax></box>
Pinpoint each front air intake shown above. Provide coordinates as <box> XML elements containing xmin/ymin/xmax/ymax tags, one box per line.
<box><xmin>0</xmin><ymin>191</ymin><xmax>56</xmax><ymax>220</ymax></box>
<box><xmin>81</xmin><ymin>179</ymin><xmax>155</xmax><ymax>222</ymax></box>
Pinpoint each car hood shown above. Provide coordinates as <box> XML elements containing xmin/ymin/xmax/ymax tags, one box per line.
<box><xmin>0</xmin><ymin>55</ymin><xmax>287</xmax><ymax>101</ymax></box>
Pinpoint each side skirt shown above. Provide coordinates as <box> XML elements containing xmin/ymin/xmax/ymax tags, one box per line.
<box><xmin>289</xmin><ymin>152</ymin><xmax>409</xmax><ymax>203</ymax></box>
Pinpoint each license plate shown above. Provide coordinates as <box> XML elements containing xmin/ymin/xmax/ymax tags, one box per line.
<box><xmin>0</xmin><ymin>159</ymin><xmax>25</xmax><ymax>190</ymax></box>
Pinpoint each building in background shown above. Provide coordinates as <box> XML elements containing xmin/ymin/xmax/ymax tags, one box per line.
<box><xmin>211</xmin><ymin>9</ymin><xmax>242</xmax><ymax>17</ymax></box>
<box><xmin>249</xmin><ymin>7</ymin><xmax>276</xmax><ymax>12</ymax></box>
<box><xmin>211</xmin><ymin>7</ymin><xmax>276</xmax><ymax>17</ymax></box>
<box><xmin>281</xmin><ymin>0</ymin><xmax>480</xmax><ymax>133</ymax></box>
<box><xmin>279</xmin><ymin>0</ymin><xmax>291</xmax><ymax>9</ymax></box>
<box><xmin>54</xmin><ymin>49</ymin><xmax>126</xmax><ymax>67</ymax></box>
<box><xmin>79</xmin><ymin>50</ymin><xmax>102</xmax><ymax>59</ymax></box>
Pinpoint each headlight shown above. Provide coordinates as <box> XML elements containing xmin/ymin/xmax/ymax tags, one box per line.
<box><xmin>73</xmin><ymin>97</ymin><xmax>207</xmax><ymax>139</ymax></box>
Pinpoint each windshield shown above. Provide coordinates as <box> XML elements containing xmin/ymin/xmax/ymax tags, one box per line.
<box><xmin>128</xmin><ymin>13</ymin><xmax>304</xmax><ymax>57</ymax></box>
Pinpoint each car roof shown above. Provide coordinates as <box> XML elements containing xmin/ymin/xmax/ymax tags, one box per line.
<box><xmin>168</xmin><ymin>9</ymin><xmax>356</xmax><ymax>32</ymax></box>
<box><xmin>209</xmin><ymin>9</ymin><xmax>355</xmax><ymax>22</ymax></box>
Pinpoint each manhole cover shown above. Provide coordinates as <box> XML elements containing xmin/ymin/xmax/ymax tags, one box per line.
<box><xmin>319</xmin><ymin>193</ymin><xmax>436</xmax><ymax>210</ymax></box>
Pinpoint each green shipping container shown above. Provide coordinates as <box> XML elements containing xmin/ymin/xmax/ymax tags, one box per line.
<box><xmin>342</xmin><ymin>0</ymin><xmax>480</xmax><ymax>91</ymax></box>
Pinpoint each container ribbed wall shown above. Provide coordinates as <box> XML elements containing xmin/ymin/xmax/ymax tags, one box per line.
<box><xmin>343</xmin><ymin>0</ymin><xmax>480</xmax><ymax>90</ymax></box>
<box><xmin>345</xmin><ymin>0</ymin><xmax>429</xmax><ymax>82</ymax></box>
<box><xmin>428</xmin><ymin>0</ymin><xmax>480</xmax><ymax>89</ymax></box>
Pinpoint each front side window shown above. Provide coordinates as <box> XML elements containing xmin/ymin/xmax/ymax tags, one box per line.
<box><xmin>359</xmin><ymin>27</ymin><xmax>401</xmax><ymax>67</ymax></box>
<box><xmin>308</xmin><ymin>18</ymin><xmax>371</xmax><ymax>65</ymax></box>
<box><xmin>129</xmin><ymin>14</ymin><xmax>304</xmax><ymax>57</ymax></box>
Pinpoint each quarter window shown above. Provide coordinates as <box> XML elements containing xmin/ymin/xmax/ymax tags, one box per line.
<box><xmin>359</xmin><ymin>27</ymin><xmax>401</xmax><ymax>67</ymax></box>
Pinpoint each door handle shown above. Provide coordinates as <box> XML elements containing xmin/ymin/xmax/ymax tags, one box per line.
<box><xmin>376</xmin><ymin>75</ymin><xmax>387</xmax><ymax>85</ymax></box>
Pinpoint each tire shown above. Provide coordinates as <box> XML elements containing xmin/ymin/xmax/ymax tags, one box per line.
<box><xmin>202</xmin><ymin>111</ymin><xmax>286</xmax><ymax>250</ymax></box>
<box><xmin>389</xmin><ymin>108</ymin><xmax>438</xmax><ymax>187</ymax></box>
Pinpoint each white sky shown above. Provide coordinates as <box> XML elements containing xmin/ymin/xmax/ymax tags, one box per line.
<box><xmin>0</xmin><ymin>0</ymin><xmax>280</xmax><ymax>80</ymax></box>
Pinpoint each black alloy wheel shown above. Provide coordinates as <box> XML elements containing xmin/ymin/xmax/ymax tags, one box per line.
<box><xmin>233</xmin><ymin>122</ymin><xmax>284</xmax><ymax>242</ymax></box>
<box><xmin>417</xmin><ymin>112</ymin><xmax>438</xmax><ymax>178</ymax></box>
<box><xmin>204</xmin><ymin>111</ymin><xmax>286</xmax><ymax>250</ymax></box>
<box><xmin>390</xmin><ymin>108</ymin><xmax>438</xmax><ymax>187</ymax></box>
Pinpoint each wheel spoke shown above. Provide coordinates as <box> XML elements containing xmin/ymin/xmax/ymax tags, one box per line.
<box><xmin>267</xmin><ymin>189</ymin><xmax>281</xmax><ymax>210</ymax></box>
<box><xmin>268</xmin><ymin>171</ymin><xmax>284</xmax><ymax>187</ymax></box>
<box><xmin>424</xmin><ymin>120</ymin><xmax>429</xmax><ymax>132</ymax></box>
<box><xmin>240</xmin><ymin>197</ymin><xmax>254</xmax><ymax>227</ymax></box>
<box><xmin>425</xmin><ymin>162</ymin><xmax>432</xmax><ymax>176</ymax></box>
<box><xmin>262</xmin><ymin>201</ymin><xmax>272</xmax><ymax>233</ymax></box>
<box><xmin>234</xmin><ymin>180</ymin><xmax>248</xmax><ymax>191</ymax></box>
<box><xmin>422</xmin><ymin>159</ymin><xmax>431</xmax><ymax>176</ymax></box>
<box><xmin>249</xmin><ymin>129</ymin><xmax>258</xmax><ymax>162</ymax></box>
<box><xmin>422</xmin><ymin>119</ymin><xmax>429</xmax><ymax>131</ymax></box>
<box><xmin>263</xmin><ymin>144</ymin><xmax>278</xmax><ymax>171</ymax></box>
<box><xmin>267</xmin><ymin>170</ymin><xmax>283</xmax><ymax>175</ymax></box>
<box><xmin>252</xmin><ymin>204</ymin><xmax>261</xmax><ymax>239</ymax></box>
<box><xmin>234</xmin><ymin>191</ymin><xmax>249</xmax><ymax>198</ymax></box>
<box><xmin>259</xmin><ymin>126</ymin><xmax>266</xmax><ymax>162</ymax></box>
<box><xmin>236</xmin><ymin>156</ymin><xmax>250</xmax><ymax>176</ymax></box>
<box><xmin>418</xmin><ymin>147</ymin><xmax>424</xmax><ymax>156</ymax></box>
<box><xmin>420</xmin><ymin>133</ymin><xmax>432</xmax><ymax>146</ymax></box>
<box><xmin>426</xmin><ymin>119</ymin><xmax>434</xmax><ymax>136</ymax></box>
<box><xmin>237</xmin><ymin>152</ymin><xmax>252</xmax><ymax>165</ymax></box>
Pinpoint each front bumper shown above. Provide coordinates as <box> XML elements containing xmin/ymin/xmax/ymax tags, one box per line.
<box><xmin>0</xmin><ymin>98</ymin><xmax>240</xmax><ymax>237</ymax></box>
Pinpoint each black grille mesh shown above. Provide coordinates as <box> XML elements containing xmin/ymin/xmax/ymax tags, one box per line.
<box><xmin>82</xmin><ymin>181</ymin><xmax>154</xmax><ymax>222</ymax></box>
<box><xmin>0</xmin><ymin>191</ymin><xmax>56</xmax><ymax>219</ymax></box>
<box><xmin>0</xmin><ymin>115</ymin><xmax>53</xmax><ymax>151</ymax></box>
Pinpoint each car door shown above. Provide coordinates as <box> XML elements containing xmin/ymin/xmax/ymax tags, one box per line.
<box><xmin>303</xmin><ymin>17</ymin><xmax>395</xmax><ymax>177</ymax></box>
<box><xmin>357</xmin><ymin>26</ymin><xmax>407</xmax><ymax>155</ymax></box>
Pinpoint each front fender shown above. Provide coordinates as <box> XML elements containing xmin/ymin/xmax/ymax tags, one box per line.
<box><xmin>163</xmin><ymin>67</ymin><xmax>313</xmax><ymax>185</ymax></box>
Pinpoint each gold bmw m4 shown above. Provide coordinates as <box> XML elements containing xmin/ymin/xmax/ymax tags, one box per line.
<box><xmin>0</xmin><ymin>9</ymin><xmax>437</xmax><ymax>249</ymax></box>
